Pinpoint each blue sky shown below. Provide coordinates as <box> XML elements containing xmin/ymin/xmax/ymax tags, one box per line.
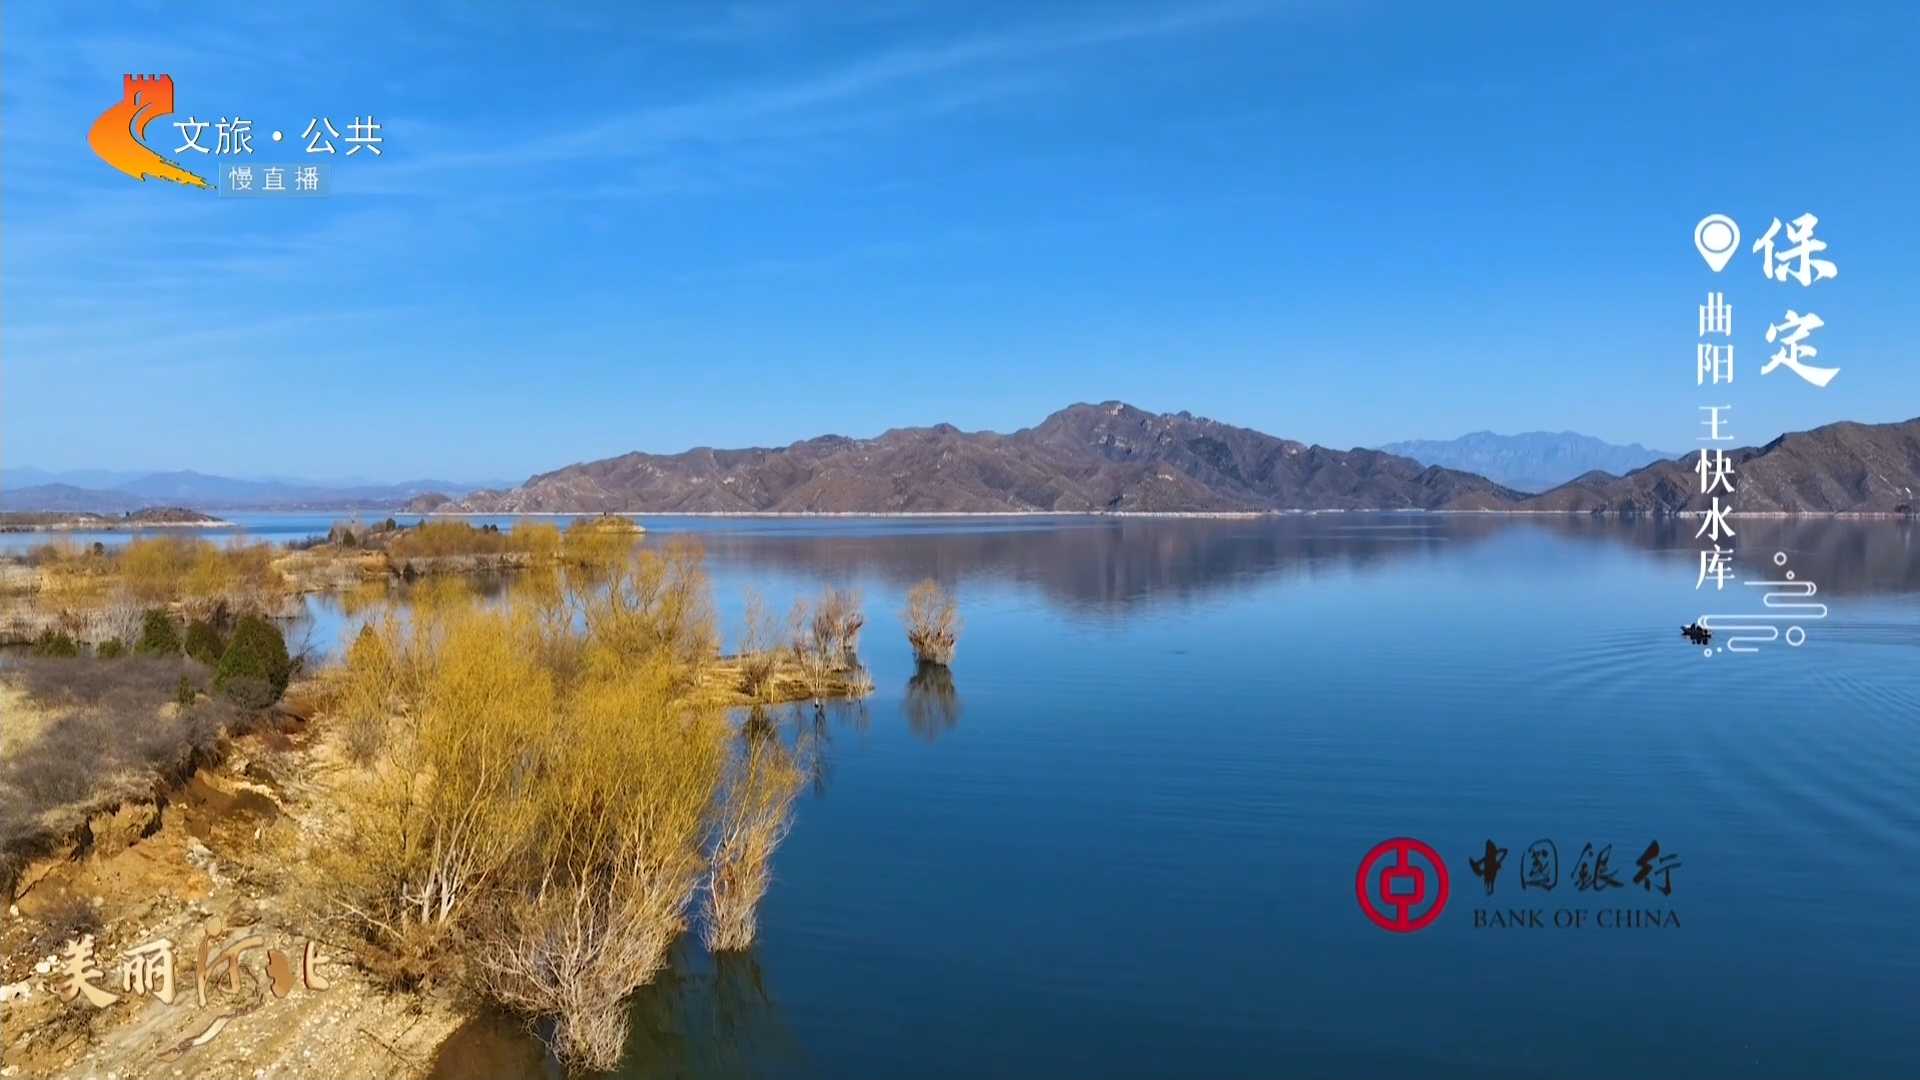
<box><xmin>3</xmin><ymin>1</ymin><xmax>1915</xmax><ymax>482</ymax></box>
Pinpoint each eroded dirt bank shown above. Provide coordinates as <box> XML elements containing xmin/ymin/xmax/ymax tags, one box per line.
<box><xmin>0</xmin><ymin>698</ymin><xmax>467</xmax><ymax>1080</ymax></box>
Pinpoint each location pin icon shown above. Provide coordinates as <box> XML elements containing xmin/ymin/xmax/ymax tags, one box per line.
<box><xmin>1694</xmin><ymin>214</ymin><xmax>1739</xmax><ymax>273</ymax></box>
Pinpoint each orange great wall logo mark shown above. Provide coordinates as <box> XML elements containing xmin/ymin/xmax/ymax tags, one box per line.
<box><xmin>88</xmin><ymin>74</ymin><xmax>212</xmax><ymax>189</ymax></box>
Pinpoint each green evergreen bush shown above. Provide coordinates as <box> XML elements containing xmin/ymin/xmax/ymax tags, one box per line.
<box><xmin>31</xmin><ymin>629</ymin><xmax>80</xmax><ymax>657</ymax></box>
<box><xmin>183</xmin><ymin>619</ymin><xmax>226</xmax><ymax>665</ymax></box>
<box><xmin>214</xmin><ymin>615</ymin><xmax>292</xmax><ymax>708</ymax></box>
<box><xmin>135</xmin><ymin>609</ymin><xmax>182</xmax><ymax>655</ymax></box>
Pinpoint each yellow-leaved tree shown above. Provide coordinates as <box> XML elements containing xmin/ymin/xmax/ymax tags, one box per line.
<box><xmin>327</xmin><ymin>536</ymin><xmax>808</xmax><ymax>1072</ymax></box>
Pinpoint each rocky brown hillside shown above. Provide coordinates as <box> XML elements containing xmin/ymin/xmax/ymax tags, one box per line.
<box><xmin>429</xmin><ymin>407</ymin><xmax>1920</xmax><ymax>516</ymax></box>
<box><xmin>1522</xmin><ymin>417</ymin><xmax>1920</xmax><ymax>514</ymax></box>
<box><xmin>449</xmin><ymin>402</ymin><xmax>1524</xmax><ymax>514</ymax></box>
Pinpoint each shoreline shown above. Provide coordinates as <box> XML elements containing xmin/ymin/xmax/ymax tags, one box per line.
<box><xmin>0</xmin><ymin>520</ymin><xmax>234</xmax><ymax>533</ymax></box>
<box><xmin>421</xmin><ymin>508</ymin><xmax>1918</xmax><ymax>520</ymax></box>
<box><xmin>0</xmin><ymin>508</ymin><xmax>1909</xmax><ymax>532</ymax></box>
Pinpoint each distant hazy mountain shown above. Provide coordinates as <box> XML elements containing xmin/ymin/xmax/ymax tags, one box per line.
<box><xmin>0</xmin><ymin>483</ymin><xmax>147</xmax><ymax>514</ymax></box>
<box><xmin>0</xmin><ymin>468</ymin><xmax>150</xmax><ymax>490</ymax></box>
<box><xmin>1377</xmin><ymin>432</ymin><xmax>1681</xmax><ymax>493</ymax></box>
<box><xmin>451</xmin><ymin>402</ymin><xmax>1523</xmax><ymax>514</ymax></box>
<box><xmin>113</xmin><ymin>470</ymin><xmax>467</xmax><ymax>506</ymax></box>
<box><xmin>0</xmin><ymin>468</ymin><xmax>509</xmax><ymax>512</ymax></box>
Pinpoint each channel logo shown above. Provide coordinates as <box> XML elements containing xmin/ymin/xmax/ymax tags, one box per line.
<box><xmin>88</xmin><ymin>74</ymin><xmax>212</xmax><ymax>189</ymax></box>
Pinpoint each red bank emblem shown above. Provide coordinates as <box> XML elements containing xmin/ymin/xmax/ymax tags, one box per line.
<box><xmin>1356</xmin><ymin>837</ymin><xmax>1450</xmax><ymax>933</ymax></box>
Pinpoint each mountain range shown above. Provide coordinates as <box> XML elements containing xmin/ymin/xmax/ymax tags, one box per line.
<box><xmin>440</xmin><ymin>403</ymin><xmax>1920</xmax><ymax>516</ymax></box>
<box><xmin>1378</xmin><ymin>432</ymin><xmax>1681</xmax><ymax>493</ymax></box>
<box><xmin>441</xmin><ymin>403</ymin><xmax>1523</xmax><ymax>514</ymax></box>
<box><xmin>12</xmin><ymin>406</ymin><xmax>1917</xmax><ymax>517</ymax></box>
<box><xmin>1522</xmin><ymin>419</ymin><xmax>1920</xmax><ymax>514</ymax></box>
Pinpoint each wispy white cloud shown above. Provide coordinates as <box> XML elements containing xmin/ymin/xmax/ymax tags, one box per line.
<box><xmin>380</xmin><ymin>1</ymin><xmax>1290</xmax><ymax>179</ymax></box>
<box><xmin>4</xmin><ymin>304</ymin><xmax>418</xmax><ymax>372</ymax></box>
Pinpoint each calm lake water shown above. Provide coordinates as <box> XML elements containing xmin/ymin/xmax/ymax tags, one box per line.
<box><xmin>22</xmin><ymin>514</ymin><xmax>1920</xmax><ymax>1076</ymax></box>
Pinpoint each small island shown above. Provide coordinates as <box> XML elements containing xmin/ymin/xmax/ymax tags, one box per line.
<box><xmin>0</xmin><ymin>507</ymin><xmax>230</xmax><ymax>532</ymax></box>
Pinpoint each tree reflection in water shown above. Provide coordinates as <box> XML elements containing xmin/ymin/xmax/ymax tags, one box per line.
<box><xmin>616</xmin><ymin>941</ymin><xmax>802</xmax><ymax>1079</ymax></box>
<box><xmin>904</xmin><ymin>662</ymin><xmax>962</xmax><ymax>742</ymax></box>
<box><xmin>744</xmin><ymin>699</ymin><xmax>869</xmax><ymax>801</ymax></box>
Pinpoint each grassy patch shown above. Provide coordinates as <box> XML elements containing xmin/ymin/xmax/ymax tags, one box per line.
<box><xmin>0</xmin><ymin>654</ymin><xmax>253</xmax><ymax>897</ymax></box>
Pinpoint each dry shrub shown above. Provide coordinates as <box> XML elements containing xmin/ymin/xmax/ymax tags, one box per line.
<box><xmin>215</xmin><ymin>542</ymin><xmax>287</xmax><ymax>614</ymax></box>
<box><xmin>514</xmin><ymin>521</ymin><xmax>563</xmax><ymax>559</ymax></box>
<box><xmin>785</xmin><ymin>600</ymin><xmax>830</xmax><ymax>698</ymax></box>
<box><xmin>481</xmin><ymin>894</ymin><xmax>639</xmax><ymax>1072</ymax></box>
<box><xmin>37</xmin><ymin>543</ymin><xmax>119</xmax><ymax>610</ymax></box>
<box><xmin>118</xmin><ymin>536</ymin><xmax>285</xmax><ymax>612</ymax></box>
<box><xmin>339</xmin><ymin>621</ymin><xmax>397</xmax><ymax>763</ymax></box>
<box><xmin>386</xmin><ymin>520</ymin><xmax>517</xmax><ymax>559</ymax></box>
<box><xmin>38</xmin><ymin>537</ymin><xmax>286</xmax><ymax>620</ymax></box>
<box><xmin>510</xmin><ymin>565</ymin><xmax>585</xmax><ymax>683</ymax></box>
<box><xmin>904</xmin><ymin>579</ymin><xmax>961</xmax><ymax>665</ymax></box>
<box><xmin>385</xmin><ymin>610</ymin><xmax>557</xmax><ymax>931</ymax></box>
<box><xmin>737</xmin><ymin>589</ymin><xmax>779</xmax><ymax>699</ymax></box>
<box><xmin>92</xmin><ymin>589</ymin><xmax>144</xmax><ymax>651</ymax></box>
<box><xmin>21</xmin><ymin>539</ymin><xmax>87</xmax><ymax>568</ymax></box>
<box><xmin>327</xmin><ymin>537</ymin><xmax>755</xmax><ymax>1073</ymax></box>
<box><xmin>577</xmin><ymin>537</ymin><xmax>718</xmax><ymax>675</ymax></box>
<box><xmin>561</xmin><ymin>517</ymin><xmax>635</xmax><ymax>568</ymax></box>
<box><xmin>812</xmin><ymin>587</ymin><xmax>865</xmax><ymax>665</ymax></box>
<box><xmin>476</xmin><ymin>663</ymin><xmax>727</xmax><ymax>1070</ymax></box>
<box><xmin>23</xmin><ymin>895</ymin><xmax>105</xmax><ymax>962</ymax></box>
<box><xmin>785</xmin><ymin>586</ymin><xmax>866</xmax><ymax>697</ymax></box>
<box><xmin>702</xmin><ymin>731</ymin><xmax>804</xmax><ymax>952</ymax></box>
<box><xmin>119</xmin><ymin>537</ymin><xmax>192</xmax><ymax>603</ymax></box>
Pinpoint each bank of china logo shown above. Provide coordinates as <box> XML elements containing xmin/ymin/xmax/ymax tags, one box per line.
<box><xmin>88</xmin><ymin>74</ymin><xmax>211</xmax><ymax>189</ymax></box>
